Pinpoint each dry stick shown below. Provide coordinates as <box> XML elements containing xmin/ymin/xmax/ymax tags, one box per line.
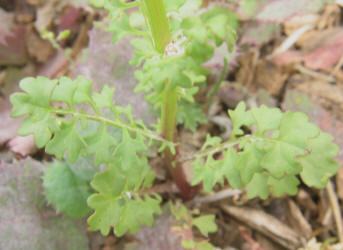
<box><xmin>326</xmin><ymin>180</ymin><xmax>343</xmax><ymax>243</ymax></box>
<box><xmin>193</xmin><ymin>188</ymin><xmax>243</xmax><ymax>204</ymax></box>
<box><xmin>271</xmin><ymin>24</ymin><xmax>314</xmax><ymax>57</ymax></box>
<box><xmin>295</xmin><ymin>64</ymin><xmax>336</xmax><ymax>82</ymax></box>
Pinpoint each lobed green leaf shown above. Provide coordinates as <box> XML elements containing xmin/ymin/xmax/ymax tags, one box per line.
<box><xmin>192</xmin><ymin>102</ymin><xmax>339</xmax><ymax>199</ymax></box>
<box><xmin>44</xmin><ymin>161</ymin><xmax>93</xmax><ymax>218</ymax></box>
<box><xmin>88</xmin><ymin>162</ymin><xmax>160</xmax><ymax>236</ymax></box>
<box><xmin>10</xmin><ymin>76</ymin><xmax>166</xmax><ymax>164</ymax></box>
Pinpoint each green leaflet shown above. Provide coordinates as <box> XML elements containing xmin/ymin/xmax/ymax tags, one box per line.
<box><xmin>163</xmin><ymin>0</ymin><xmax>186</xmax><ymax>12</ymax></box>
<box><xmin>90</xmin><ymin>0</ymin><xmax>104</xmax><ymax>8</ymax></box>
<box><xmin>192</xmin><ymin>135</ymin><xmax>226</xmax><ymax>191</ymax></box>
<box><xmin>192</xmin><ymin>215</ymin><xmax>217</xmax><ymax>236</ymax></box>
<box><xmin>192</xmin><ymin>102</ymin><xmax>339</xmax><ymax>199</ymax></box>
<box><xmin>84</xmin><ymin>126</ymin><xmax>118</xmax><ymax>165</ymax></box>
<box><xmin>44</xmin><ymin>161</ymin><xmax>94</xmax><ymax>218</ymax></box>
<box><xmin>11</xmin><ymin>75</ymin><xmax>166</xmax><ymax>235</ymax></box>
<box><xmin>171</xmin><ymin>203</ymin><xmax>217</xmax><ymax>249</ymax></box>
<box><xmin>87</xmin><ymin>164</ymin><xmax>161</xmax><ymax>236</ymax></box>
<box><xmin>299</xmin><ymin>132</ymin><xmax>339</xmax><ymax>188</ymax></box>
<box><xmin>87</xmin><ymin>167</ymin><xmax>126</xmax><ymax>235</ymax></box>
<box><xmin>114</xmin><ymin>195</ymin><xmax>162</xmax><ymax>236</ymax></box>
<box><xmin>46</xmin><ymin>120</ymin><xmax>86</xmax><ymax>162</ymax></box>
<box><xmin>107</xmin><ymin>13</ymin><xmax>142</xmax><ymax>43</ymax></box>
<box><xmin>176</xmin><ymin>101</ymin><xmax>207</xmax><ymax>132</ymax></box>
<box><xmin>228</xmin><ymin>102</ymin><xmax>255</xmax><ymax>137</ymax></box>
<box><xmin>104</xmin><ymin>0</ymin><xmax>138</xmax><ymax>19</ymax></box>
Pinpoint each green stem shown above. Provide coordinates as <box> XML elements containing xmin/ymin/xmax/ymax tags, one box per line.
<box><xmin>140</xmin><ymin>0</ymin><xmax>171</xmax><ymax>54</ymax></box>
<box><xmin>161</xmin><ymin>84</ymin><xmax>177</xmax><ymax>142</ymax></box>
<box><xmin>177</xmin><ymin>133</ymin><xmax>311</xmax><ymax>163</ymax></box>
<box><xmin>52</xmin><ymin>109</ymin><xmax>168</xmax><ymax>143</ymax></box>
<box><xmin>140</xmin><ymin>0</ymin><xmax>198</xmax><ymax>199</ymax></box>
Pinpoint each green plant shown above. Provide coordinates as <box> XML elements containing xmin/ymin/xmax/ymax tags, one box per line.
<box><xmin>10</xmin><ymin>0</ymin><xmax>339</xmax><ymax>245</ymax></box>
<box><xmin>171</xmin><ymin>203</ymin><xmax>217</xmax><ymax>249</ymax></box>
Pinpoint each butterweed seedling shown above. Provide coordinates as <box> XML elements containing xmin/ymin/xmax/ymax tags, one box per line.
<box><xmin>10</xmin><ymin>0</ymin><xmax>339</xmax><ymax>246</ymax></box>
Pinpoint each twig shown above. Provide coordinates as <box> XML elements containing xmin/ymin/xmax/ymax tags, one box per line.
<box><xmin>238</xmin><ymin>226</ymin><xmax>264</xmax><ymax>250</ymax></box>
<box><xmin>177</xmin><ymin>138</ymin><xmax>243</xmax><ymax>163</ymax></box>
<box><xmin>193</xmin><ymin>188</ymin><xmax>243</xmax><ymax>204</ymax></box>
<box><xmin>295</xmin><ymin>64</ymin><xmax>336</xmax><ymax>82</ymax></box>
<box><xmin>272</xmin><ymin>24</ymin><xmax>314</xmax><ymax>56</ymax></box>
<box><xmin>326</xmin><ymin>180</ymin><xmax>343</xmax><ymax>243</ymax></box>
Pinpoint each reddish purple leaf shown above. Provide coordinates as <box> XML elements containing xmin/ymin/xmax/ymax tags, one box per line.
<box><xmin>58</xmin><ymin>7</ymin><xmax>82</xmax><ymax>33</ymax></box>
<box><xmin>303</xmin><ymin>29</ymin><xmax>343</xmax><ymax>70</ymax></box>
<box><xmin>0</xmin><ymin>9</ymin><xmax>14</xmax><ymax>45</ymax></box>
<box><xmin>241</xmin><ymin>22</ymin><xmax>281</xmax><ymax>46</ymax></box>
<box><xmin>0</xmin><ymin>68</ymin><xmax>34</xmax><ymax>145</ymax></box>
<box><xmin>8</xmin><ymin>135</ymin><xmax>37</xmax><ymax>156</ymax></box>
<box><xmin>257</xmin><ymin>0</ymin><xmax>325</xmax><ymax>22</ymax></box>
<box><xmin>0</xmin><ymin>158</ymin><xmax>89</xmax><ymax>250</ymax></box>
<box><xmin>273</xmin><ymin>28</ymin><xmax>343</xmax><ymax>70</ymax></box>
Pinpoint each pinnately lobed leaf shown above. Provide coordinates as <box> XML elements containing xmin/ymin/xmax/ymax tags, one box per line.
<box><xmin>192</xmin><ymin>102</ymin><xmax>339</xmax><ymax>199</ymax></box>
<box><xmin>10</xmin><ymin>75</ymin><xmax>165</xmax><ymax>235</ymax></box>
<box><xmin>10</xmin><ymin>75</ymin><xmax>165</xmax><ymax>163</ymax></box>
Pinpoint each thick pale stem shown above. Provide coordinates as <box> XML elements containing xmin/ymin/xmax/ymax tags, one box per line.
<box><xmin>161</xmin><ymin>85</ymin><xmax>177</xmax><ymax>142</ymax></box>
<box><xmin>140</xmin><ymin>0</ymin><xmax>171</xmax><ymax>54</ymax></box>
<box><xmin>140</xmin><ymin>0</ymin><xmax>198</xmax><ymax>199</ymax></box>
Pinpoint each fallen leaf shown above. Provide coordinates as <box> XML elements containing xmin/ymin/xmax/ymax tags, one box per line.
<box><xmin>0</xmin><ymin>158</ymin><xmax>89</xmax><ymax>250</ymax></box>
<box><xmin>241</xmin><ymin>22</ymin><xmax>281</xmax><ymax>46</ymax></box>
<box><xmin>255</xmin><ymin>59</ymin><xmax>288</xmax><ymax>96</ymax></box>
<box><xmin>58</xmin><ymin>7</ymin><xmax>82</xmax><ymax>33</ymax></box>
<box><xmin>37</xmin><ymin>50</ymin><xmax>69</xmax><ymax>78</ymax></box>
<box><xmin>131</xmin><ymin>213</ymin><xmax>184</xmax><ymax>250</ymax></box>
<box><xmin>26</xmin><ymin>28</ymin><xmax>55</xmax><ymax>63</ymax></box>
<box><xmin>0</xmin><ymin>8</ymin><xmax>14</xmax><ymax>45</ymax></box>
<box><xmin>0</xmin><ymin>25</ymin><xmax>27</xmax><ymax>66</ymax></box>
<box><xmin>303</xmin><ymin>29</ymin><xmax>343</xmax><ymax>70</ymax></box>
<box><xmin>8</xmin><ymin>135</ymin><xmax>37</xmax><ymax>156</ymax></box>
<box><xmin>273</xmin><ymin>28</ymin><xmax>343</xmax><ymax>70</ymax></box>
<box><xmin>35</xmin><ymin>0</ymin><xmax>91</xmax><ymax>32</ymax></box>
<box><xmin>257</xmin><ymin>0</ymin><xmax>326</xmax><ymax>22</ymax></box>
<box><xmin>0</xmin><ymin>67</ymin><xmax>34</xmax><ymax>145</ymax></box>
